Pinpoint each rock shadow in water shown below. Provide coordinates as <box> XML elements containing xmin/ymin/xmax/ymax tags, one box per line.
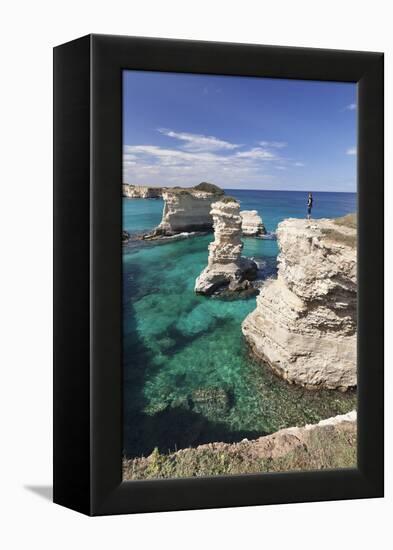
<box><xmin>123</xmin><ymin>406</ymin><xmax>265</xmax><ymax>459</ymax></box>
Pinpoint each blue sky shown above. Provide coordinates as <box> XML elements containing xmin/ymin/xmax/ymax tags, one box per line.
<box><xmin>123</xmin><ymin>70</ymin><xmax>357</xmax><ymax>192</ymax></box>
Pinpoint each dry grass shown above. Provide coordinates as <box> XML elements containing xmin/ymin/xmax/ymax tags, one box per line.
<box><xmin>322</xmin><ymin>228</ymin><xmax>356</xmax><ymax>248</ymax></box>
<box><xmin>123</xmin><ymin>423</ymin><xmax>356</xmax><ymax>480</ymax></box>
<box><xmin>321</xmin><ymin>213</ymin><xmax>357</xmax><ymax>248</ymax></box>
<box><xmin>333</xmin><ymin>213</ymin><xmax>357</xmax><ymax>229</ymax></box>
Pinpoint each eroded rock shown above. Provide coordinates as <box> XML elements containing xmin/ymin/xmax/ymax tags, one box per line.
<box><xmin>195</xmin><ymin>198</ymin><xmax>258</xmax><ymax>295</ymax></box>
<box><xmin>242</xmin><ymin>216</ymin><xmax>357</xmax><ymax>390</ymax></box>
<box><xmin>148</xmin><ymin>182</ymin><xmax>224</xmax><ymax>237</ymax></box>
<box><xmin>240</xmin><ymin>210</ymin><xmax>266</xmax><ymax>236</ymax></box>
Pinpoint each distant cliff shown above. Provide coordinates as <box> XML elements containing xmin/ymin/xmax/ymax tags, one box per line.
<box><xmin>148</xmin><ymin>182</ymin><xmax>225</xmax><ymax>237</ymax></box>
<box><xmin>122</xmin><ymin>184</ymin><xmax>164</xmax><ymax>198</ymax></box>
<box><xmin>242</xmin><ymin>214</ymin><xmax>357</xmax><ymax>390</ymax></box>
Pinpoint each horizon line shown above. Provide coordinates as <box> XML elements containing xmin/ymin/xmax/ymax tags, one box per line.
<box><xmin>224</xmin><ymin>188</ymin><xmax>357</xmax><ymax>193</ymax></box>
<box><xmin>123</xmin><ymin>183</ymin><xmax>356</xmax><ymax>194</ymax></box>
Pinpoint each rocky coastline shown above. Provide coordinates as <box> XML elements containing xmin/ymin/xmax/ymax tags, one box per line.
<box><xmin>123</xmin><ymin>410</ymin><xmax>356</xmax><ymax>479</ymax></box>
<box><xmin>242</xmin><ymin>214</ymin><xmax>357</xmax><ymax>390</ymax></box>
<box><xmin>122</xmin><ymin>183</ymin><xmax>358</xmax><ymax>475</ymax></box>
<box><xmin>122</xmin><ymin>184</ymin><xmax>164</xmax><ymax>198</ymax></box>
<box><xmin>195</xmin><ymin>197</ymin><xmax>258</xmax><ymax>295</ymax></box>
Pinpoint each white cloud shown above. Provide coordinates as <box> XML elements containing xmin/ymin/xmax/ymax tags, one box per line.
<box><xmin>124</xmin><ymin>145</ymin><xmax>232</xmax><ymax>169</ymax></box>
<box><xmin>123</xmin><ymin>130</ymin><xmax>304</xmax><ymax>187</ymax></box>
<box><xmin>235</xmin><ymin>147</ymin><xmax>276</xmax><ymax>160</ymax></box>
<box><xmin>123</xmin><ymin>143</ymin><xmax>277</xmax><ymax>187</ymax></box>
<box><xmin>346</xmin><ymin>147</ymin><xmax>357</xmax><ymax>156</ymax></box>
<box><xmin>157</xmin><ymin>128</ymin><xmax>241</xmax><ymax>152</ymax></box>
<box><xmin>344</xmin><ymin>103</ymin><xmax>357</xmax><ymax>111</ymax></box>
<box><xmin>294</xmin><ymin>162</ymin><xmax>305</xmax><ymax>167</ymax></box>
<box><xmin>259</xmin><ymin>140</ymin><xmax>287</xmax><ymax>148</ymax></box>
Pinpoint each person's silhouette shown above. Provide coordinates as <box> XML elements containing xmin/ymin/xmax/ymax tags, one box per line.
<box><xmin>307</xmin><ymin>192</ymin><xmax>313</xmax><ymax>220</ymax></box>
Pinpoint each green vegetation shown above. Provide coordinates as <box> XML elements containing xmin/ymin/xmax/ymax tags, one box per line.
<box><xmin>193</xmin><ymin>182</ymin><xmax>224</xmax><ymax>194</ymax></box>
<box><xmin>220</xmin><ymin>195</ymin><xmax>238</xmax><ymax>203</ymax></box>
<box><xmin>123</xmin><ymin>423</ymin><xmax>356</xmax><ymax>480</ymax></box>
<box><xmin>169</xmin><ymin>187</ymin><xmax>191</xmax><ymax>195</ymax></box>
<box><xmin>165</xmin><ymin>182</ymin><xmax>224</xmax><ymax>196</ymax></box>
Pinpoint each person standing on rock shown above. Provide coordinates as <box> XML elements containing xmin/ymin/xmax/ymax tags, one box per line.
<box><xmin>307</xmin><ymin>192</ymin><xmax>313</xmax><ymax>219</ymax></box>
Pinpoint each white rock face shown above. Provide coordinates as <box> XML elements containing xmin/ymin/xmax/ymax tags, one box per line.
<box><xmin>195</xmin><ymin>199</ymin><xmax>258</xmax><ymax>295</ymax></box>
<box><xmin>152</xmin><ymin>184</ymin><xmax>224</xmax><ymax>236</ymax></box>
<box><xmin>242</xmin><ymin>217</ymin><xmax>357</xmax><ymax>390</ymax></box>
<box><xmin>240</xmin><ymin>210</ymin><xmax>266</xmax><ymax>236</ymax></box>
<box><xmin>123</xmin><ymin>184</ymin><xmax>163</xmax><ymax>198</ymax></box>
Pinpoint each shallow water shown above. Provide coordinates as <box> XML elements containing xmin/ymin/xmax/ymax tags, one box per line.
<box><xmin>123</xmin><ymin>190</ymin><xmax>357</xmax><ymax>458</ymax></box>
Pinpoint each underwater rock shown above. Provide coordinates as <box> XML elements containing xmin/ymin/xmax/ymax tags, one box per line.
<box><xmin>170</xmin><ymin>396</ymin><xmax>191</xmax><ymax>410</ymax></box>
<box><xmin>122</xmin><ymin>184</ymin><xmax>164</xmax><ymax>198</ymax></box>
<box><xmin>156</xmin><ymin>336</ymin><xmax>177</xmax><ymax>351</ymax></box>
<box><xmin>242</xmin><ymin>216</ymin><xmax>357</xmax><ymax>390</ymax></box>
<box><xmin>190</xmin><ymin>387</ymin><xmax>231</xmax><ymax>416</ymax></box>
<box><xmin>216</xmin><ymin>280</ymin><xmax>259</xmax><ymax>300</ymax></box>
<box><xmin>147</xmin><ymin>182</ymin><xmax>224</xmax><ymax>237</ymax></box>
<box><xmin>175</xmin><ymin>303</ymin><xmax>217</xmax><ymax>337</ymax></box>
<box><xmin>195</xmin><ymin>198</ymin><xmax>258</xmax><ymax>295</ymax></box>
<box><xmin>240</xmin><ymin>210</ymin><xmax>266</xmax><ymax>236</ymax></box>
<box><xmin>143</xmin><ymin>401</ymin><xmax>169</xmax><ymax>415</ymax></box>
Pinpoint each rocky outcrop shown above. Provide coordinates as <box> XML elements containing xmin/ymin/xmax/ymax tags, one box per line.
<box><xmin>240</xmin><ymin>210</ymin><xmax>266</xmax><ymax>236</ymax></box>
<box><xmin>195</xmin><ymin>198</ymin><xmax>258</xmax><ymax>295</ymax></box>
<box><xmin>123</xmin><ymin>411</ymin><xmax>357</xmax><ymax>479</ymax></box>
<box><xmin>123</xmin><ymin>184</ymin><xmax>164</xmax><ymax>198</ymax></box>
<box><xmin>242</xmin><ymin>216</ymin><xmax>357</xmax><ymax>390</ymax></box>
<box><xmin>148</xmin><ymin>182</ymin><xmax>224</xmax><ymax>237</ymax></box>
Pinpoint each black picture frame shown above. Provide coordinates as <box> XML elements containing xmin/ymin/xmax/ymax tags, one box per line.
<box><xmin>53</xmin><ymin>34</ymin><xmax>384</xmax><ymax>516</ymax></box>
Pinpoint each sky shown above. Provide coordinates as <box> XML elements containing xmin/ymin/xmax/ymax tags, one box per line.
<box><xmin>123</xmin><ymin>70</ymin><xmax>357</xmax><ymax>192</ymax></box>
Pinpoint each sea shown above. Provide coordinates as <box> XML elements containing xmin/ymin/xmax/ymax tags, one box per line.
<box><xmin>122</xmin><ymin>190</ymin><xmax>357</xmax><ymax>458</ymax></box>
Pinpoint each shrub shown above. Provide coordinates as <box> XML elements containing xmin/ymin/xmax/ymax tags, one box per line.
<box><xmin>193</xmin><ymin>182</ymin><xmax>224</xmax><ymax>194</ymax></box>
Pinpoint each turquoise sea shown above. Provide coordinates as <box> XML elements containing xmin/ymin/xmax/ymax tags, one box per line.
<box><xmin>123</xmin><ymin>190</ymin><xmax>357</xmax><ymax>458</ymax></box>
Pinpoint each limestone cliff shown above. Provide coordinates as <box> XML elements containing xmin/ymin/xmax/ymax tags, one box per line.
<box><xmin>195</xmin><ymin>198</ymin><xmax>258</xmax><ymax>295</ymax></box>
<box><xmin>149</xmin><ymin>182</ymin><xmax>224</xmax><ymax>237</ymax></box>
<box><xmin>242</xmin><ymin>215</ymin><xmax>357</xmax><ymax>390</ymax></box>
<box><xmin>240</xmin><ymin>210</ymin><xmax>266</xmax><ymax>236</ymax></box>
<box><xmin>123</xmin><ymin>184</ymin><xmax>164</xmax><ymax>198</ymax></box>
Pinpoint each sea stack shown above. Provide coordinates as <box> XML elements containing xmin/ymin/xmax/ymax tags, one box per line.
<box><xmin>149</xmin><ymin>182</ymin><xmax>224</xmax><ymax>237</ymax></box>
<box><xmin>195</xmin><ymin>198</ymin><xmax>258</xmax><ymax>295</ymax></box>
<box><xmin>123</xmin><ymin>184</ymin><xmax>164</xmax><ymax>198</ymax></box>
<box><xmin>242</xmin><ymin>214</ymin><xmax>357</xmax><ymax>390</ymax></box>
<box><xmin>240</xmin><ymin>210</ymin><xmax>266</xmax><ymax>236</ymax></box>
